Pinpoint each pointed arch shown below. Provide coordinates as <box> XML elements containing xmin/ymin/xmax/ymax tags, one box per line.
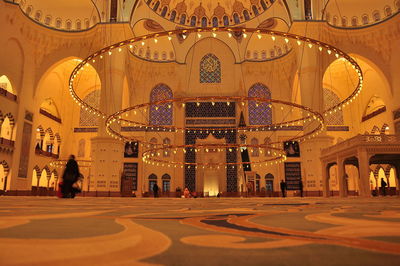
<box><xmin>248</xmin><ymin>83</ymin><xmax>272</xmax><ymax>125</ymax></box>
<box><xmin>149</xmin><ymin>84</ymin><xmax>173</xmax><ymax>125</ymax></box>
<box><xmin>381</xmin><ymin>123</ymin><xmax>390</xmax><ymax>134</ymax></box>
<box><xmin>200</xmin><ymin>54</ymin><xmax>221</xmax><ymax>84</ymax></box>
<box><xmin>371</xmin><ymin>125</ymin><xmax>380</xmax><ymax>134</ymax></box>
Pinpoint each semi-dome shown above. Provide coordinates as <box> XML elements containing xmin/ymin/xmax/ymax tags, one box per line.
<box><xmin>323</xmin><ymin>0</ymin><xmax>400</xmax><ymax>28</ymax></box>
<box><xmin>17</xmin><ymin>0</ymin><xmax>101</xmax><ymax>31</ymax></box>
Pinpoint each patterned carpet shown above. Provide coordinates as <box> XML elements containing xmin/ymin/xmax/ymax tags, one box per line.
<box><xmin>0</xmin><ymin>196</ymin><xmax>399</xmax><ymax>265</ymax></box>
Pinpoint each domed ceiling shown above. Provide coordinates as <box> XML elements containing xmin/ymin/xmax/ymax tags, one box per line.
<box><xmin>146</xmin><ymin>0</ymin><xmax>276</xmax><ymax>27</ymax></box>
<box><xmin>323</xmin><ymin>0</ymin><xmax>399</xmax><ymax>28</ymax></box>
<box><xmin>18</xmin><ymin>0</ymin><xmax>101</xmax><ymax>31</ymax></box>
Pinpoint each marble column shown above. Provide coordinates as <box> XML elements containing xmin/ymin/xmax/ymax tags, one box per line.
<box><xmin>357</xmin><ymin>149</ymin><xmax>371</xmax><ymax>197</ymax></box>
<box><xmin>337</xmin><ymin>157</ymin><xmax>346</xmax><ymax>197</ymax></box>
<box><xmin>322</xmin><ymin>162</ymin><xmax>330</xmax><ymax>197</ymax></box>
<box><xmin>90</xmin><ymin>49</ymin><xmax>125</xmax><ymax>193</ymax></box>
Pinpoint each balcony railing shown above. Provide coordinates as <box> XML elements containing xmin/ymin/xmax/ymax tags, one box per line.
<box><xmin>0</xmin><ymin>137</ymin><xmax>14</xmax><ymax>147</ymax></box>
<box><xmin>35</xmin><ymin>148</ymin><xmax>59</xmax><ymax>159</ymax></box>
<box><xmin>0</xmin><ymin>87</ymin><xmax>17</xmax><ymax>101</ymax></box>
<box><xmin>322</xmin><ymin>134</ymin><xmax>400</xmax><ymax>154</ymax></box>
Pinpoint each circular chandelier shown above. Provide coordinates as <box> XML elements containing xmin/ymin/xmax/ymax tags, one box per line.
<box><xmin>68</xmin><ymin>27</ymin><xmax>363</xmax><ymax>168</ymax></box>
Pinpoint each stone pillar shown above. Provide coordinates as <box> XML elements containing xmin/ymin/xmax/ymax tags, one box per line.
<box><xmin>90</xmin><ymin>49</ymin><xmax>125</xmax><ymax>193</ymax></box>
<box><xmin>337</xmin><ymin>157</ymin><xmax>346</xmax><ymax>197</ymax></box>
<box><xmin>357</xmin><ymin>149</ymin><xmax>372</xmax><ymax>197</ymax></box>
<box><xmin>298</xmin><ymin>48</ymin><xmax>333</xmax><ymax>195</ymax></box>
<box><xmin>322</xmin><ymin>162</ymin><xmax>329</xmax><ymax>197</ymax></box>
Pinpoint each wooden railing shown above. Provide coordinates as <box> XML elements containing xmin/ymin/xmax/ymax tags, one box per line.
<box><xmin>322</xmin><ymin>134</ymin><xmax>400</xmax><ymax>154</ymax></box>
<box><xmin>39</xmin><ymin>108</ymin><xmax>62</xmax><ymax>123</ymax></box>
<box><xmin>35</xmin><ymin>148</ymin><xmax>59</xmax><ymax>159</ymax></box>
<box><xmin>0</xmin><ymin>87</ymin><xmax>17</xmax><ymax>101</ymax></box>
<box><xmin>0</xmin><ymin>137</ymin><xmax>14</xmax><ymax>147</ymax></box>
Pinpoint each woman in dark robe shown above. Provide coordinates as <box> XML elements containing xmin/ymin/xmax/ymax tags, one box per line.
<box><xmin>61</xmin><ymin>155</ymin><xmax>80</xmax><ymax>198</ymax></box>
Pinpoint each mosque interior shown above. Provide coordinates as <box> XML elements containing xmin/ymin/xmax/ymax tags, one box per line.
<box><xmin>0</xmin><ymin>0</ymin><xmax>400</xmax><ymax>198</ymax></box>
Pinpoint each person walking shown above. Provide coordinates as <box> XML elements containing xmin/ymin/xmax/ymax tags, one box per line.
<box><xmin>153</xmin><ymin>183</ymin><xmax>159</xmax><ymax>198</ymax></box>
<box><xmin>381</xmin><ymin>178</ymin><xmax>387</xmax><ymax>196</ymax></box>
<box><xmin>61</xmin><ymin>155</ymin><xmax>80</xmax><ymax>198</ymax></box>
<box><xmin>280</xmin><ymin>180</ymin><xmax>287</xmax><ymax>198</ymax></box>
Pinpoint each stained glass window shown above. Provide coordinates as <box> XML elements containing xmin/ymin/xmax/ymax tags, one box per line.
<box><xmin>323</xmin><ymin>88</ymin><xmax>344</xmax><ymax>125</ymax></box>
<box><xmin>79</xmin><ymin>90</ymin><xmax>100</xmax><ymax>126</ymax></box>
<box><xmin>150</xmin><ymin>84</ymin><xmax>173</xmax><ymax>125</ymax></box>
<box><xmin>248</xmin><ymin>83</ymin><xmax>272</xmax><ymax>125</ymax></box>
<box><xmin>200</xmin><ymin>54</ymin><xmax>221</xmax><ymax>83</ymax></box>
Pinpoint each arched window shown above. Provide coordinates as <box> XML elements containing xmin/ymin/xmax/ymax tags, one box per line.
<box><xmin>34</xmin><ymin>11</ymin><xmax>41</xmax><ymax>21</ymax></box>
<box><xmin>323</xmin><ymin>88</ymin><xmax>344</xmax><ymax>125</ymax></box>
<box><xmin>80</xmin><ymin>90</ymin><xmax>100</xmax><ymax>126</ymax></box>
<box><xmin>150</xmin><ymin>84</ymin><xmax>173</xmax><ymax>125</ymax></box>
<box><xmin>332</xmin><ymin>16</ymin><xmax>337</xmax><ymax>25</ymax></box>
<box><xmin>233</xmin><ymin>13</ymin><xmax>240</xmax><ymax>24</ymax></box>
<box><xmin>153</xmin><ymin>1</ymin><xmax>160</xmax><ymax>11</ymax></box>
<box><xmin>85</xmin><ymin>19</ymin><xmax>90</xmax><ymax>29</ymax></box>
<box><xmin>397</xmin><ymin>0</ymin><xmax>400</xmax><ymax>11</ymax></box>
<box><xmin>162</xmin><ymin>174</ymin><xmax>171</xmax><ymax>192</ymax></box>
<box><xmin>170</xmin><ymin>10</ymin><xmax>177</xmax><ymax>21</ymax></box>
<box><xmin>251</xmin><ymin>138</ymin><xmax>259</xmax><ymax>157</ymax></box>
<box><xmin>161</xmin><ymin>6</ymin><xmax>168</xmax><ymax>17</ymax></box>
<box><xmin>163</xmin><ymin>138</ymin><xmax>171</xmax><ymax>157</ymax></box>
<box><xmin>148</xmin><ymin>174</ymin><xmax>158</xmax><ymax>192</ymax></box>
<box><xmin>180</xmin><ymin>14</ymin><xmax>186</xmax><ymax>25</ymax></box>
<box><xmin>212</xmin><ymin>17</ymin><xmax>218</xmax><ymax>27</ymax></box>
<box><xmin>56</xmin><ymin>18</ymin><xmax>62</xmax><ymax>28</ymax></box>
<box><xmin>255</xmin><ymin>174</ymin><xmax>261</xmax><ymax>192</ymax></box>
<box><xmin>248</xmin><ymin>83</ymin><xmax>272</xmax><ymax>125</ymax></box>
<box><xmin>201</xmin><ymin>17</ymin><xmax>207</xmax><ymax>27</ymax></box>
<box><xmin>381</xmin><ymin>124</ymin><xmax>390</xmax><ymax>134</ymax></box>
<box><xmin>200</xmin><ymin>54</ymin><xmax>221</xmax><ymax>83</ymax></box>
<box><xmin>351</xmin><ymin>16</ymin><xmax>358</xmax><ymax>27</ymax></box>
<box><xmin>223</xmin><ymin>16</ymin><xmax>229</xmax><ymax>26</ymax></box>
<box><xmin>252</xmin><ymin>5</ymin><xmax>259</xmax><ymax>16</ymax></box>
<box><xmin>44</xmin><ymin>16</ymin><xmax>52</xmax><ymax>25</ymax></box>
<box><xmin>372</xmin><ymin>10</ymin><xmax>381</xmax><ymax>21</ymax></box>
<box><xmin>243</xmin><ymin>10</ymin><xmax>250</xmax><ymax>21</ymax></box>
<box><xmin>384</xmin><ymin>6</ymin><xmax>392</xmax><ymax>17</ymax></box>
<box><xmin>261</xmin><ymin>0</ymin><xmax>268</xmax><ymax>10</ymax></box>
<box><xmin>26</xmin><ymin>5</ymin><xmax>33</xmax><ymax>16</ymax></box>
<box><xmin>362</xmin><ymin>14</ymin><xmax>369</xmax><ymax>25</ymax></box>
<box><xmin>76</xmin><ymin>20</ymin><xmax>81</xmax><ymax>30</ymax></box>
<box><xmin>66</xmin><ymin>20</ymin><xmax>72</xmax><ymax>30</ymax></box>
<box><xmin>190</xmin><ymin>16</ymin><xmax>197</xmax><ymax>26</ymax></box>
<box><xmin>341</xmin><ymin>16</ymin><xmax>347</xmax><ymax>27</ymax></box>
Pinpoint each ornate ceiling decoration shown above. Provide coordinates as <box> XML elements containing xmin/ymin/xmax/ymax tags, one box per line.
<box><xmin>323</xmin><ymin>0</ymin><xmax>400</xmax><ymax>28</ymax></box>
<box><xmin>17</xmin><ymin>0</ymin><xmax>101</xmax><ymax>31</ymax></box>
<box><xmin>145</xmin><ymin>0</ymin><xmax>276</xmax><ymax>27</ymax></box>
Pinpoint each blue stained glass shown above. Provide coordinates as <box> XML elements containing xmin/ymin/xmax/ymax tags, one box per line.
<box><xmin>200</xmin><ymin>54</ymin><xmax>221</xmax><ymax>83</ymax></box>
<box><xmin>248</xmin><ymin>83</ymin><xmax>272</xmax><ymax>125</ymax></box>
<box><xmin>150</xmin><ymin>84</ymin><xmax>173</xmax><ymax>125</ymax></box>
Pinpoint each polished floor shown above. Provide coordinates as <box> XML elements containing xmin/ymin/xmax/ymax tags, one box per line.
<box><xmin>0</xmin><ymin>196</ymin><xmax>399</xmax><ymax>265</ymax></box>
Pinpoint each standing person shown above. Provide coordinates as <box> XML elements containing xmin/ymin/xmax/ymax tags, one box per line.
<box><xmin>61</xmin><ymin>155</ymin><xmax>80</xmax><ymax>198</ymax></box>
<box><xmin>280</xmin><ymin>180</ymin><xmax>286</xmax><ymax>198</ymax></box>
<box><xmin>299</xmin><ymin>180</ymin><xmax>303</xmax><ymax>197</ymax></box>
<box><xmin>381</xmin><ymin>178</ymin><xmax>387</xmax><ymax>196</ymax></box>
<box><xmin>153</xmin><ymin>183</ymin><xmax>159</xmax><ymax>198</ymax></box>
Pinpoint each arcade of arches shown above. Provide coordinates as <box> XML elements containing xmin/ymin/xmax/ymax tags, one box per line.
<box><xmin>0</xmin><ymin>0</ymin><xmax>400</xmax><ymax>198</ymax></box>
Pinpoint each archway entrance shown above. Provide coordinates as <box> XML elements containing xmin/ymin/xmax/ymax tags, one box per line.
<box><xmin>196</xmin><ymin>135</ymin><xmax>225</xmax><ymax>197</ymax></box>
